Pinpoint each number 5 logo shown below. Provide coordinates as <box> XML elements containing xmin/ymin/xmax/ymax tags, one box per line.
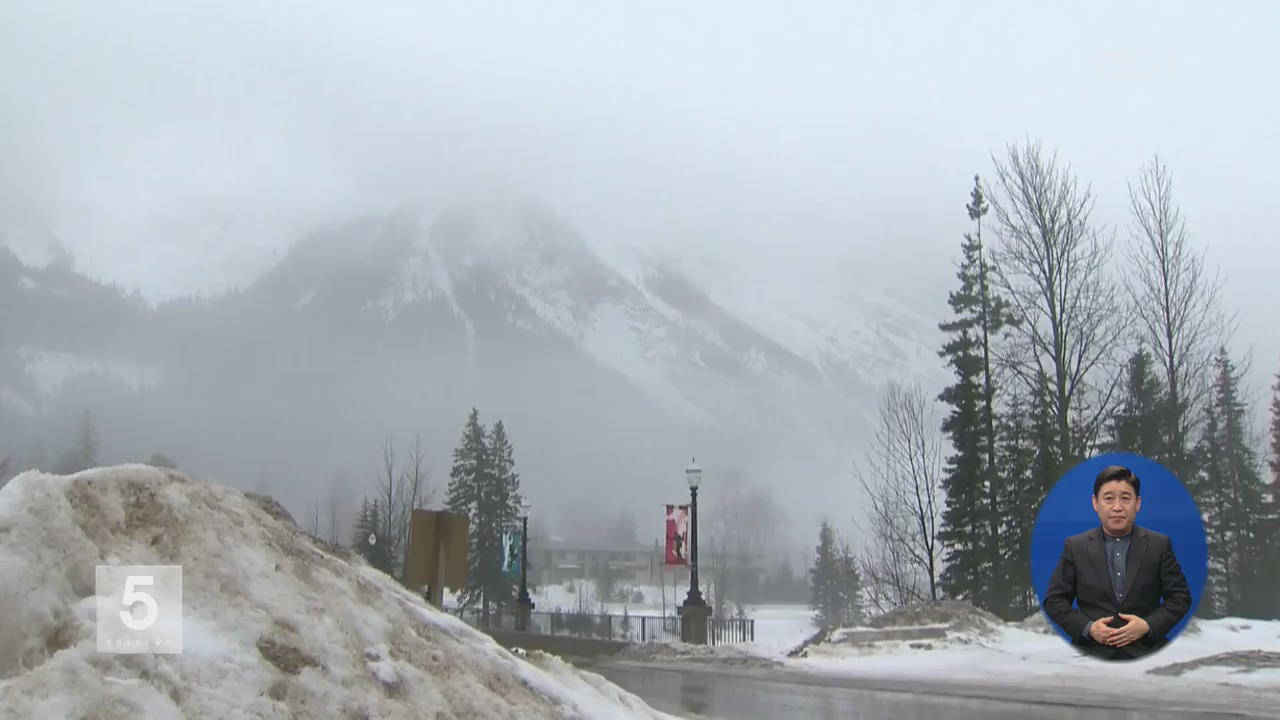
<box><xmin>120</xmin><ymin>575</ymin><xmax>159</xmax><ymax>630</ymax></box>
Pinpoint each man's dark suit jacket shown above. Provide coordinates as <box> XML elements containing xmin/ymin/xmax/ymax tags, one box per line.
<box><xmin>1042</xmin><ymin>525</ymin><xmax>1192</xmax><ymax>660</ymax></box>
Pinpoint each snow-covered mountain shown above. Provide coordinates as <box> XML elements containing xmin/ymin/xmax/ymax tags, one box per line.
<box><xmin>250</xmin><ymin>198</ymin><xmax>943</xmax><ymax>432</ymax></box>
<box><xmin>0</xmin><ymin>200</ymin><xmax>947</xmax><ymax>531</ymax></box>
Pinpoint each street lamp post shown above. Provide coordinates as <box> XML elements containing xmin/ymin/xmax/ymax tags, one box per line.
<box><xmin>680</xmin><ymin>459</ymin><xmax>709</xmax><ymax>644</ymax></box>
<box><xmin>516</xmin><ymin>502</ymin><xmax>534</xmax><ymax>632</ymax></box>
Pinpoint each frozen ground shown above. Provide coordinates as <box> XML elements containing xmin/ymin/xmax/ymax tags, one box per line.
<box><xmin>0</xmin><ymin>466</ymin><xmax>677</xmax><ymax>719</ymax></box>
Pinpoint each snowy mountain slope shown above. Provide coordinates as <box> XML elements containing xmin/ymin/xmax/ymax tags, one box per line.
<box><xmin>252</xmin><ymin>199</ymin><xmax>941</xmax><ymax>434</ymax></box>
<box><xmin>0</xmin><ymin>465</ymin><xmax>676</xmax><ymax>719</ymax></box>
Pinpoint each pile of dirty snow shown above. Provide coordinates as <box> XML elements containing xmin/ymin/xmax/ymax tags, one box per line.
<box><xmin>1017</xmin><ymin>611</ymin><xmax>1053</xmax><ymax>635</ymax></box>
<box><xmin>614</xmin><ymin>642</ymin><xmax>781</xmax><ymax>669</ymax></box>
<box><xmin>866</xmin><ymin>600</ymin><xmax>1005</xmax><ymax>634</ymax></box>
<box><xmin>0</xmin><ymin>466</ymin><xmax>675</xmax><ymax>719</ymax></box>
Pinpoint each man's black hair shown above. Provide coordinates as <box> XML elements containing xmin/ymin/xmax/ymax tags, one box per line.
<box><xmin>1094</xmin><ymin>465</ymin><xmax>1140</xmax><ymax>497</ymax></box>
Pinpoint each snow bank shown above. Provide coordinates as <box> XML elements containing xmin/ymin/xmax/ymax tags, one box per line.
<box><xmin>790</xmin><ymin>600</ymin><xmax>1280</xmax><ymax>695</ymax></box>
<box><xmin>0</xmin><ymin>466</ymin><xmax>677</xmax><ymax>719</ymax></box>
<box><xmin>614</xmin><ymin>642</ymin><xmax>781</xmax><ymax>669</ymax></box>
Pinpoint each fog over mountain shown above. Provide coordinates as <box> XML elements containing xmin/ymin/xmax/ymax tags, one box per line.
<box><xmin>0</xmin><ymin>196</ymin><xmax>945</xmax><ymax>543</ymax></box>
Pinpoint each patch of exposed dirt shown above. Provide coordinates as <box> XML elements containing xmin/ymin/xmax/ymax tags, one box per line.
<box><xmin>258</xmin><ymin>637</ymin><xmax>321</xmax><ymax>675</ymax></box>
<box><xmin>246</xmin><ymin>492</ymin><xmax>298</xmax><ymax>528</ymax></box>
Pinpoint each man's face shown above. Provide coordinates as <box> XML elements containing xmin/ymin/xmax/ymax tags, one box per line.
<box><xmin>1093</xmin><ymin>480</ymin><xmax>1141</xmax><ymax>536</ymax></box>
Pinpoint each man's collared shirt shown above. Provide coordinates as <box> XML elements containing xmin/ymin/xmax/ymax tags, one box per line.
<box><xmin>1106</xmin><ymin>531</ymin><xmax>1132</xmax><ymax>603</ymax></box>
<box><xmin>1081</xmin><ymin>526</ymin><xmax>1134</xmax><ymax>639</ymax></box>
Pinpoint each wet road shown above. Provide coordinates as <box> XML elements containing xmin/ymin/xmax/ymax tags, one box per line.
<box><xmin>586</xmin><ymin>661</ymin><xmax>1280</xmax><ymax>720</ymax></box>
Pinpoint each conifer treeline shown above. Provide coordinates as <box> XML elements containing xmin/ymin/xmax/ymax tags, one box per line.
<box><xmin>936</xmin><ymin>145</ymin><xmax>1280</xmax><ymax>620</ymax></box>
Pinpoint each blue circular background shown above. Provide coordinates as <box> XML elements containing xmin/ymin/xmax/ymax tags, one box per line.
<box><xmin>1030</xmin><ymin>452</ymin><xmax>1207</xmax><ymax>645</ymax></box>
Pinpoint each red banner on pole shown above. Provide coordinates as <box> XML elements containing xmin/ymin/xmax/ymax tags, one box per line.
<box><xmin>665</xmin><ymin>504</ymin><xmax>689</xmax><ymax>566</ymax></box>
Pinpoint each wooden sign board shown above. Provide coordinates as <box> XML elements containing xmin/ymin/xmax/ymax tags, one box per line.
<box><xmin>404</xmin><ymin>509</ymin><xmax>469</xmax><ymax>594</ymax></box>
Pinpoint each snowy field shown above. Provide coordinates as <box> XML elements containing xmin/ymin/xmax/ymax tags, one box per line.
<box><xmin>0</xmin><ymin>466</ymin><xmax>677</xmax><ymax>719</ymax></box>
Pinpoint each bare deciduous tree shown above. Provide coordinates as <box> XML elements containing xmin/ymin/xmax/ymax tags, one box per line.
<box><xmin>374</xmin><ymin>437</ymin><xmax>400</xmax><ymax>567</ymax></box>
<box><xmin>703</xmin><ymin>481</ymin><xmax>784</xmax><ymax>608</ymax></box>
<box><xmin>856</xmin><ymin>382</ymin><xmax>944</xmax><ymax>614</ymax></box>
<box><xmin>326</xmin><ymin>492</ymin><xmax>339</xmax><ymax>545</ymax></box>
<box><xmin>368</xmin><ymin>434</ymin><xmax>433</xmax><ymax>579</ymax></box>
<box><xmin>1125</xmin><ymin>156</ymin><xmax>1234</xmax><ymax>469</ymax></box>
<box><xmin>987</xmin><ymin>141</ymin><xmax>1127</xmax><ymax>462</ymax></box>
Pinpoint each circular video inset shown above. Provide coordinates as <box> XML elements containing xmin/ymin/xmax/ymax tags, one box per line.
<box><xmin>1030</xmin><ymin>452</ymin><xmax>1207</xmax><ymax>660</ymax></box>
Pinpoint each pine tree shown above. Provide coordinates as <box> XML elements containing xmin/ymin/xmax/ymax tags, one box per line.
<box><xmin>837</xmin><ymin>541</ymin><xmax>864</xmax><ymax>626</ymax></box>
<box><xmin>1259</xmin><ymin>368</ymin><xmax>1280</xmax><ymax>618</ymax></box>
<box><xmin>938</xmin><ymin>175</ymin><xmax>1016</xmax><ymax>613</ymax></box>
<box><xmin>482</xmin><ymin>420</ymin><xmax>522</xmax><ymax>613</ymax></box>
<box><xmin>445</xmin><ymin>409</ymin><xmax>491</xmax><ymax>615</ymax></box>
<box><xmin>1193</xmin><ymin>349</ymin><xmax>1268</xmax><ymax>617</ymax></box>
<box><xmin>995</xmin><ymin>373</ymin><xmax>1059</xmax><ymax>619</ymax></box>
<box><xmin>351</xmin><ymin>498</ymin><xmax>371</xmax><ymax>548</ymax></box>
<box><xmin>1104</xmin><ymin>348</ymin><xmax>1167</xmax><ymax>457</ymax></box>
<box><xmin>810</xmin><ymin>521</ymin><xmax>843</xmax><ymax>629</ymax></box>
<box><xmin>1269</xmin><ymin>368</ymin><xmax>1280</xmax><ymax>485</ymax></box>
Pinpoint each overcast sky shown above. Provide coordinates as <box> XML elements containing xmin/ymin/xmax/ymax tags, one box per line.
<box><xmin>2</xmin><ymin>1</ymin><xmax>1278</xmax><ymax>388</ymax></box>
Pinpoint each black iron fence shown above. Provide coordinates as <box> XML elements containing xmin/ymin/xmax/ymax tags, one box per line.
<box><xmin>447</xmin><ymin>606</ymin><xmax>753</xmax><ymax>646</ymax></box>
<box><xmin>709</xmin><ymin>616</ymin><xmax>754</xmax><ymax>645</ymax></box>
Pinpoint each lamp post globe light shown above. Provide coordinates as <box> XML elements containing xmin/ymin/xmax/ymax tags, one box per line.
<box><xmin>683</xmin><ymin>460</ymin><xmax>705</xmax><ymax>607</ymax></box>
<box><xmin>516</xmin><ymin>502</ymin><xmax>534</xmax><ymax>632</ymax></box>
<box><xmin>680</xmin><ymin>458</ymin><xmax>710</xmax><ymax>644</ymax></box>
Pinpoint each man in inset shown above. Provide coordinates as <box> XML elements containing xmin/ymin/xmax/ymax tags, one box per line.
<box><xmin>1043</xmin><ymin>465</ymin><xmax>1192</xmax><ymax>660</ymax></box>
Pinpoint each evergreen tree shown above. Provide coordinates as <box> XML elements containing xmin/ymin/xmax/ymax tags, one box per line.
<box><xmin>1104</xmin><ymin>348</ymin><xmax>1167</xmax><ymax>457</ymax></box>
<box><xmin>1192</xmin><ymin>349</ymin><xmax>1268</xmax><ymax>618</ymax></box>
<box><xmin>1259</xmin><ymin>368</ymin><xmax>1280</xmax><ymax>618</ymax></box>
<box><xmin>809</xmin><ymin>521</ymin><xmax>843</xmax><ymax>629</ymax></box>
<box><xmin>837</xmin><ymin>541</ymin><xmax>864</xmax><ymax>627</ymax></box>
<box><xmin>995</xmin><ymin>373</ymin><xmax>1059</xmax><ymax>619</ymax></box>
<box><xmin>1270</xmin><ymin>368</ymin><xmax>1280</xmax><ymax>485</ymax></box>
<box><xmin>938</xmin><ymin>175</ymin><xmax>1016</xmax><ymax>612</ymax></box>
<box><xmin>482</xmin><ymin>420</ymin><xmax>522</xmax><ymax>612</ymax></box>
<box><xmin>443</xmin><ymin>411</ymin><xmax>524</xmax><ymax>621</ymax></box>
<box><xmin>445</xmin><ymin>409</ymin><xmax>492</xmax><ymax>615</ymax></box>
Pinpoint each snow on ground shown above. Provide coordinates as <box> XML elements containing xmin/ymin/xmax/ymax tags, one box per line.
<box><xmin>0</xmin><ymin>466</ymin><xmax>678</xmax><ymax>719</ymax></box>
<box><xmin>744</xmin><ymin>605</ymin><xmax>817</xmax><ymax>657</ymax></box>
<box><xmin>519</xmin><ymin>583</ymin><xmax>817</xmax><ymax>656</ymax></box>
<box><xmin>790</xmin><ymin>601</ymin><xmax>1280</xmax><ymax>697</ymax></box>
<box><xmin>454</xmin><ymin>581</ymin><xmax>681</xmax><ymax>615</ymax></box>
